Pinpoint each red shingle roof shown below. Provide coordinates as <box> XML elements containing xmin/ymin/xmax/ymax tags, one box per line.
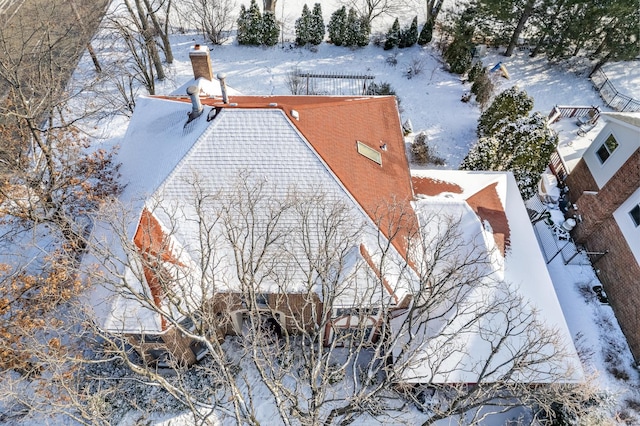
<box><xmin>465</xmin><ymin>183</ymin><xmax>510</xmax><ymax>256</ymax></box>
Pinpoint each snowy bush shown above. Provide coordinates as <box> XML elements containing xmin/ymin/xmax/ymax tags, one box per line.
<box><xmin>461</xmin><ymin>112</ymin><xmax>557</xmax><ymax>199</ymax></box>
<box><xmin>411</xmin><ymin>132</ymin><xmax>444</xmax><ymax>165</ymax></box>
<box><xmin>406</xmin><ymin>56</ymin><xmax>426</xmax><ymax>79</ymax></box>
<box><xmin>477</xmin><ymin>86</ymin><xmax>534</xmax><ymax>137</ymax></box>
<box><xmin>470</xmin><ymin>67</ymin><xmax>495</xmax><ymax>109</ymax></box>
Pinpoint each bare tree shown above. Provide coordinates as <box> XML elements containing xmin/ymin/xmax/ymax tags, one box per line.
<box><xmin>339</xmin><ymin>0</ymin><xmax>410</xmax><ymax>26</ymax></box>
<box><xmin>0</xmin><ymin>1</ymin><xmax>123</xmax><ymax>252</ymax></box>
<box><xmin>79</xmin><ymin>174</ymin><xmax>599</xmax><ymax>424</ymax></box>
<box><xmin>114</xmin><ymin>0</ymin><xmax>167</xmax><ymax>82</ymax></box>
<box><xmin>180</xmin><ymin>0</ymin><xmax>237</xmax><ymax>45</ymax></box>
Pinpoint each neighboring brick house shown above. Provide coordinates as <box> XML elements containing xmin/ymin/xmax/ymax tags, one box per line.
<box><xmin>563</xmin><ymin>112</ymin><xmax>640</xmax><ymax>362</ymax></box>
<box><xmin>83</xmin><ymin>46</ymin><xmax>580</xmax><ymax>381</ymax></box>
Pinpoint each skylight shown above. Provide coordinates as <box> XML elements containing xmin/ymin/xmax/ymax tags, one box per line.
<box><xmin>356</xmin><ymin>141</ymin><xmax>382</xmax><ymax>165</ymax></box>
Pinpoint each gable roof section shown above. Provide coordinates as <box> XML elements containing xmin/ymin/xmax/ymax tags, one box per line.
<box><xmin>402</xmin><ymin>170</ymin><xmax>582</xmax><ymax>383</ymax></box>
<box><xmin>161</xmin><ymin>94</ymin><xmax>417</xmax><ymax>258</ymax></box>
<box><xmin>465</xmin><ymin>182</ymin><xmax>510</xmax><ymax>256</ymax></box>
<box><xmin>411</xmin><ymin>176</ymin><xmax>463</xmax><ymax>196</ymax></box>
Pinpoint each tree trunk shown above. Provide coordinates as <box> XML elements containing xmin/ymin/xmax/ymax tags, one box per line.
<box><xmin>69</xmin><ymin>0</ymin><xmax>102</xmax><ymax>73</ymax></box>
<box><xmin>129</xmin><ymin>0</ymin><xmax>165</xmax><ymax>80</ymax></box>
<box><xmin>263</xmin><ymin>0</ymin><xmax>277</xmax><ymax>13</ymax></box>
<box><xmin>589</xmin><ymin>52</ymin><xmax>611</xmax><ymax>77</ymax></box>
<box><xmin>504</xmin><ymin>0</ymin><xmax>536</xmax><ymax>57</ymax></box>
<box><xmin>529</xmin><ymin>33</ymin><xmax>545</xmax><ymax>57</ymax></box>
<box><xmin>142</xmin><ymin>0</ymin><xmax>174</xmax><ymax>64</ymax></box>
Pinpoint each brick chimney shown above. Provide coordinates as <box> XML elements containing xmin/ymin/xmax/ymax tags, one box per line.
<box><xmin>189</xmin><ymin>44</ymin><xmax>213</xmax><ymax>81</ymax></box>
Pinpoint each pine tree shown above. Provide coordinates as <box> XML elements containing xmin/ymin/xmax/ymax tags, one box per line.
<box><xmin>461</xmin><ymin>112</ymin><xmax>557</xmax><ymax>199</ymax></box>
<box><xmin>262</xmin><ymin>10</ymin><xmax>279</xmax><ymax>46</ymax></box>
<box><xmin>384</xmin><ymin>18</ymin><xmax>400</xmax><ymax>50</ymax></box>
<box><xmin>295</xmin><ymin>4</ymin><xmax>312</xmax><ymax>46</ymax></box>
<box><xmin>310</xmin><ymin>3</ymin><xmax>325</xmax><ymax>45</ymax></box>
<box><xmin>418</xmin><ymin>19</ymin><xmax>433</xmax><ymax>45</ymax></box>
<box><xmin>236</xmin><ymin>4</ymin><xmax>249</xmax><ymax>45</ymax></box>
<box><xmin>400</xmin><ymin>16</ymin><xmax>419</xmax><ymax>48</ymax></box>
<box><xmin>344</xmin><ymin>8</ymin><xmax>360</xmax><ymax>46</ymax></box>
<box><xmin>356</xmin><ymin>15</ymin><xmax>370</xmax><ymax>47</ymax></box>
<box><xmin>443</xmin><ymin>7</ymin><xmax>475</xmax><ymax>74</ymax></box>
<box><xmin>244</xmin><ymin>0</ymin><xmax>263</xmax><ymax>45</ymax></box>
<box><xmin>328</xmin><ymin>6</ymin><xmax>347</xmax><ymax>46</ymax></box>
<box><xmin>477</xmin><ymin>86</ymin><xmax>534</xmax><ymax>137</ymax></box>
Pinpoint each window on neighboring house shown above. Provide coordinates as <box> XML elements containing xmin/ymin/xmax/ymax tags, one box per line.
<box><xmin>596</xmin><ymin>134</ymin><xmax>619</xmax><ymax>163</ymax></box>
<box><xmin>256</xmin><ymin>293</ymin><xmax>269</xmax><ymax>307</ymax></box>
<box><xmin>630</xmin><ymin>204</ymin><xmax>640</xmax><ymax>227</ymax></box>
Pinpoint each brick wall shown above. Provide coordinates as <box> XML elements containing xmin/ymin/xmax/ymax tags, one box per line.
<box><xmin>569</xmin><ymin>149</ymin><xmax>640</xmax><ymax>244</ymax></box>
<box><xmin>580</xmin><ymin>217</ymin><xmax>640</xmax><ymax>361</ymax></box>
<box><xmin>567</xmin><ymin>149</ymin><xmax>640</xmax><ymax>362</ymax></box>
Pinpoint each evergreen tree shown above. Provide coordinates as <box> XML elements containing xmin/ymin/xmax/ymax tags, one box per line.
<box><xmin>400</xmin><ymin>16</ymin><xmax>419</xmax><ymax>48</ymax></box>
<box><xmin>354</xmin><ymin>12</ymin><xmax>370</xmax><ymax>47</ymax></box>
<box><xmin>477</xmin><ymin>86</ymin><xmax>534</xmax><ymax>137</ymax></box>
<box><xmin>244</xmin><ymin>0</ymin><xmax>263</xmax><ymax>45</ymax></box>
<box><xmin>295</xmin><ymin>4</ymin><xmax>312</xmax><ymax>46</ymax></box>
<box><xmin>461</xmin><ymin>112</ymin><xmax>557</xmax><ymax>199</ymax></box>
<box><xmin>384</xmin><ymin>18</ymin><xmax>400</xmax><ymax>50</ymax></box>
<box><xmin>467</xmin><ymin>61</ymin><xmax>483</xmax><ymax>82</ymax></box>
<box><xmin>310</xmin><ymin>3</ymin><xmax>325</xmax><ymax>45</ymax></box>
<box><xmin>344</xmin><ymin>8</ymin><xmax>360</xmax><ymax>46</ymax></box>
<box><xmin>262</xmin><ymin>10</ymin><xmax>279</xmax><ymax>46</ymax></box>
<box><xmin>418</xmin><ymin>19</ymin><xmax>433</xmax><ymax>45</ymax></box>
<box><xmin>236</xmin><ymin>4</ymin><xmax>249</xmax><ymax>45</ymax></box>
<box><xmin>328</xmin><ymin>6</ymin><xmax>347</xmax><ymax>46</ymax></box>
<box><xmin>443</xmin><ymin>6</ymin><xmax>476</xmax><ymax>74</ymax></box>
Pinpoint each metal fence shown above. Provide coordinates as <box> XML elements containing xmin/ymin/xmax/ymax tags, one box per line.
<box><xmin>591</xmin><ymin>69</ymin><xmax>640</xmax><ymax>112</ymax></box>
<box><xmin>293</xmin><ymin>72</ymin><xmax>375</xmax><ymax>96</ymax></box>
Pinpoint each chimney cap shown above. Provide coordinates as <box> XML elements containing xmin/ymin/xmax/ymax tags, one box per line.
<box><xmin>186</xmin><ymin>85</ymin><xmax>199</xmax><ymax>95</ymax></box>
<box><xmin>190</xmin><ymin>44</ymin><xmax>210</xmax><ymax>55</ymax></box>
<box><xmin>217</xmin><ymin>72</ymin><xmax>227</xmax><ymax>80</ymax></box>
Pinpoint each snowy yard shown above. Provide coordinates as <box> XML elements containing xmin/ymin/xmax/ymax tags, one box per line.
<box><xmin>3</xmin><ymin>0</ymin><xmax>639</xmax><ymax>423</ymax></box>
<box><xmin>83</xmin><ymin>39</ymin><xmax>638</xmax><ymax>426</ymax></box>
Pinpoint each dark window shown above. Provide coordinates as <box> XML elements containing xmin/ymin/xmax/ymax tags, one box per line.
<box><xmin>596</xmin><ymin>134</ymin><xmax>618</xmax><ymax>163</ymax></box>
<box><xmin>334</xmin><ymin>307</ymin><xmax>379</xmax><ymax>318</ymax></box>
<box><xmin>256</xmin><ymin>293</ymin><xmax>269</xmax><ymax>306</ymax></box>
<box><xmin>630</xmin><ymin>204</ymin><xmax>640</xmax><ymax>227</ymax></box>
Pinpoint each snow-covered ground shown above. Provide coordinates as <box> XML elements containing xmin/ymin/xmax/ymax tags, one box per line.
<box><xmin>6</xmin><ymin>0</ymin><xmax>640</xmax><ymax>423</ymax></box>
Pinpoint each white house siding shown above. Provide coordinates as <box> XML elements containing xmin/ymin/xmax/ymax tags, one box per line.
<box><xmin>613</xmin><ymin>186</ymin><xmax>640</xmax><ymax>266</ymax></box>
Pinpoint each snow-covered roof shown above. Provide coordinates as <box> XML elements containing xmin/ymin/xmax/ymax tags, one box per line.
<box><xmin>602</xmin><ymin>111</ymin><xmax>640</xmax><ymax>129</ymax></box>
<box><xmin>84</xmin><ymin>93</ymin><xmax>415</xmax><ymax>333</ymax></box>
<box><xmin>396</xmin><ymin>170</ymin><xmax>583</xmax><ymax>383</ymax></box>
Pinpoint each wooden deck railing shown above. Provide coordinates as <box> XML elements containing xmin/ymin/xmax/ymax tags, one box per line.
<box><xmin>547</xmin><ymin>105</ymin><xmax>600</xmax><ymax>123</ymax></box>
<box><xmin>548</xmin><ymin>150</ymin><xmax>569</xmax><ymax>184</ymax></box>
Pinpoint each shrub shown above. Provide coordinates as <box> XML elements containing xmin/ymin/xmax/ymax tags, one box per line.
<box><xmin>412</xmin><ymin>132</ymin><xmax>444</xmax><ymax>165</ymax></box>
<box><xmin>418</xmin><ymin>20</ymin><xmax>433</xmax><ymax>45</ymax></box>
<box><xmin>470</xmin><ymin>67</ymin><xmax>495</xmax><ymax>109</ymax></box>
<box><xmin>384</xmin><ymin>18</ymin><xmax>400</xmax><ymax>50</ymax></box>
<box><xmin>399</xmin><ymin>16</ymin><xmax>418</xmax><ymax>48</ymax></box>
<box><xmin>406</xmin><ymin>56</ymin><xmax>426</xmax><ymax>79</ymax></box>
